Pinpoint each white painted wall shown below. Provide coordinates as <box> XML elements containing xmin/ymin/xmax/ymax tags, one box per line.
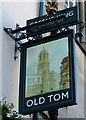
<box><xmin>1</xmin><ymin>2</ymin><xmax>38</xmax><ymax>110</ymax></box>
<box><xmin>0</xmin><ymin>2</ymin><xmax>2</xmax><ymax>101</ymax></box>
<box><xmin>1</xmin><ymin>1</ymin><xmax>85</xmax><ymax>119</ymax></box>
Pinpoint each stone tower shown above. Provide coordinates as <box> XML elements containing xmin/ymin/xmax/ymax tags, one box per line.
<box><xmin>37</xmin><ymin>47</ymin><xmax>51</xmax><ymax>92</ymax></box>
<box><xmin>37</xmin><ymin>47</ymin><xmax>50</xmax><ymax>75</ymax></box>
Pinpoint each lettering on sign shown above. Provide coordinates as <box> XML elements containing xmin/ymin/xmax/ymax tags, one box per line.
<box><xmin>29</xmin><ymin>11</ymin><xmax>74</xmax><ymax>26</ymax></box>
<box><xmin>26</xmin><ymin>91</ymin><xmax>69</xmax><ymax>107</ymax></box>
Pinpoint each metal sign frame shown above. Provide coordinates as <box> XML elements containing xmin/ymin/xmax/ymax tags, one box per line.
<box><xmin>19</xmin><ymin>29</ymin><xmax>77</xmax><ymax>115</ymax></box>
<box><xmin>4</xmin><ymin>6</ymin><xmax>81</xmax><ymax>43</ymax></box>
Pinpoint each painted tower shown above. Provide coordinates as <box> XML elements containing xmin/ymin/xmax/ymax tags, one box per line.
<box><xmin>26</xmin><ymin>47</ymin><xmax>59</xmax><ymax>97</ymax></box>
<box><xmin>37</xmin><ymin>47</ymin><xmax>50</xmax><ymax>75</ymax></box>
<box><xmin>37</xmin><ymin>47</ymin><xmax>51</xmax><ymax>93</ymax></box>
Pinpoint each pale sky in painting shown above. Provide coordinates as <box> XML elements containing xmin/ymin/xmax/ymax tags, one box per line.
<box><xmin>26</xmin><ymin>37</ymin><xmax>68</xmax><ymax>75</ymax></box>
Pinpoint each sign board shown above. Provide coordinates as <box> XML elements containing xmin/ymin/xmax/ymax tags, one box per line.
<box><xmin>26</xmin><ymin>6</ymin><xmax>79</xmax><ymax>34</ymax></box>
<box><xmin>19</xmin><ymin>29</ymin><xmax>77</xmax><ymax>115</ymax></box>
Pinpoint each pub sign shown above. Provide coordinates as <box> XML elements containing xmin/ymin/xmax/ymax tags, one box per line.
<box><xmin>19</xmin><ymin>29</ymin><xmax>77</xmax><ymax>115</ymax></box>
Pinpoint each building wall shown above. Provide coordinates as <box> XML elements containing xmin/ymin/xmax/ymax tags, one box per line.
<box><xmin>1</xmin><ymin>1</ymin><xmax>85</xmax><ymax>119</ymax></box>
<box><xmin>0</xmin><ymin>2</ymin><xmax>2</xmax><ymax>100</ymax></box>
<box><xmin>1</xmin><ymin>2</ymin><xmax>38</xmax><ymax>110</ymax></box>
<box><xmin>84</xmin><ymin>53</ymin><xmax>86</xmax><ymax>119</ymax></box>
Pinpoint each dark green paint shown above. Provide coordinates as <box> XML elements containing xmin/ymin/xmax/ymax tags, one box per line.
<box><xmin>26</xmin><ymin>6</ymin><xmax>79</xmax><ymax>33</ymax></box>
<box><xmin>19</xmin><ymin>30</ymin><xmax>77</xmax><ymax>115</ymax></box>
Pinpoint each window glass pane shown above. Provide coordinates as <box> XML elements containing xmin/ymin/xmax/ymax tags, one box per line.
<box><xmin>65</xmin><ymin>0</ymin><xmax>69</xmax><ymax>8</ymax></box>
<box><xmin>69</xmin><ymin>0</ymin><xmax>73</xmax><ymax>7</ymax></box>
<box><xmin>65</xmin><ymin>0</ymin><xmax>75</xmax><ymax>8</ymax></box>
<box><xmin>65</xmin><ymin>0</ymin><xmax>69</xmax><ymax>6</ymax></box>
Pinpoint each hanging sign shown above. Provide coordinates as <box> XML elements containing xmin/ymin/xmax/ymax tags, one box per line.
<box><xmin>19</xmin><ymin>29</ymin><xmax>77</xmax><ymax>115</ymax></box>
<box><xmin>26</xmin><ymin>6</ymin><xmax>79</xmax><ymax>33</ymax></box>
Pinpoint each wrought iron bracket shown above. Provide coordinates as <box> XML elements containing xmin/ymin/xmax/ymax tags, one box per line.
<box><xmin>75</xmin><ymin>32</ymin><xmax>86</xmax><ymax>43</ymax></box>
<box><xmin>4</xmin><ymin>24</ymin><xmax>23</xmax><ymax>60</ymax></box>
<box><xmin>78</xmin><ymin>21</ymin><xmax>85</xmax><ymax>30</ymax></box>
<box><xmin>4</xmin><ymin>19</ymin><xmax>85</xmax><ymax>60</ymax></box>
<box><xmin>4</xmin><ymin>21</ymin><xmax>85</xmax><ymax>41</ymax></box>
<box><xmin>14</xmin><ymin>24</ymin><xmax>23</xmax><ymax>60</ymax></box>
<box><xmin>4</xmin><ymin>27</ymin><xmax>27</xmax><ymax>41</ymax></box>
<box><xmin>74</xmin><ymin>32</ymin><xmax>86</xmax><ymax>56</ymax></box>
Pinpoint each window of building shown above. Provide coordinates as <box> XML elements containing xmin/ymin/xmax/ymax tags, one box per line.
<box><xmin>65</xmin><ymin>0</ymin><xmax>75</xmax><ymax>8</ymax></box>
